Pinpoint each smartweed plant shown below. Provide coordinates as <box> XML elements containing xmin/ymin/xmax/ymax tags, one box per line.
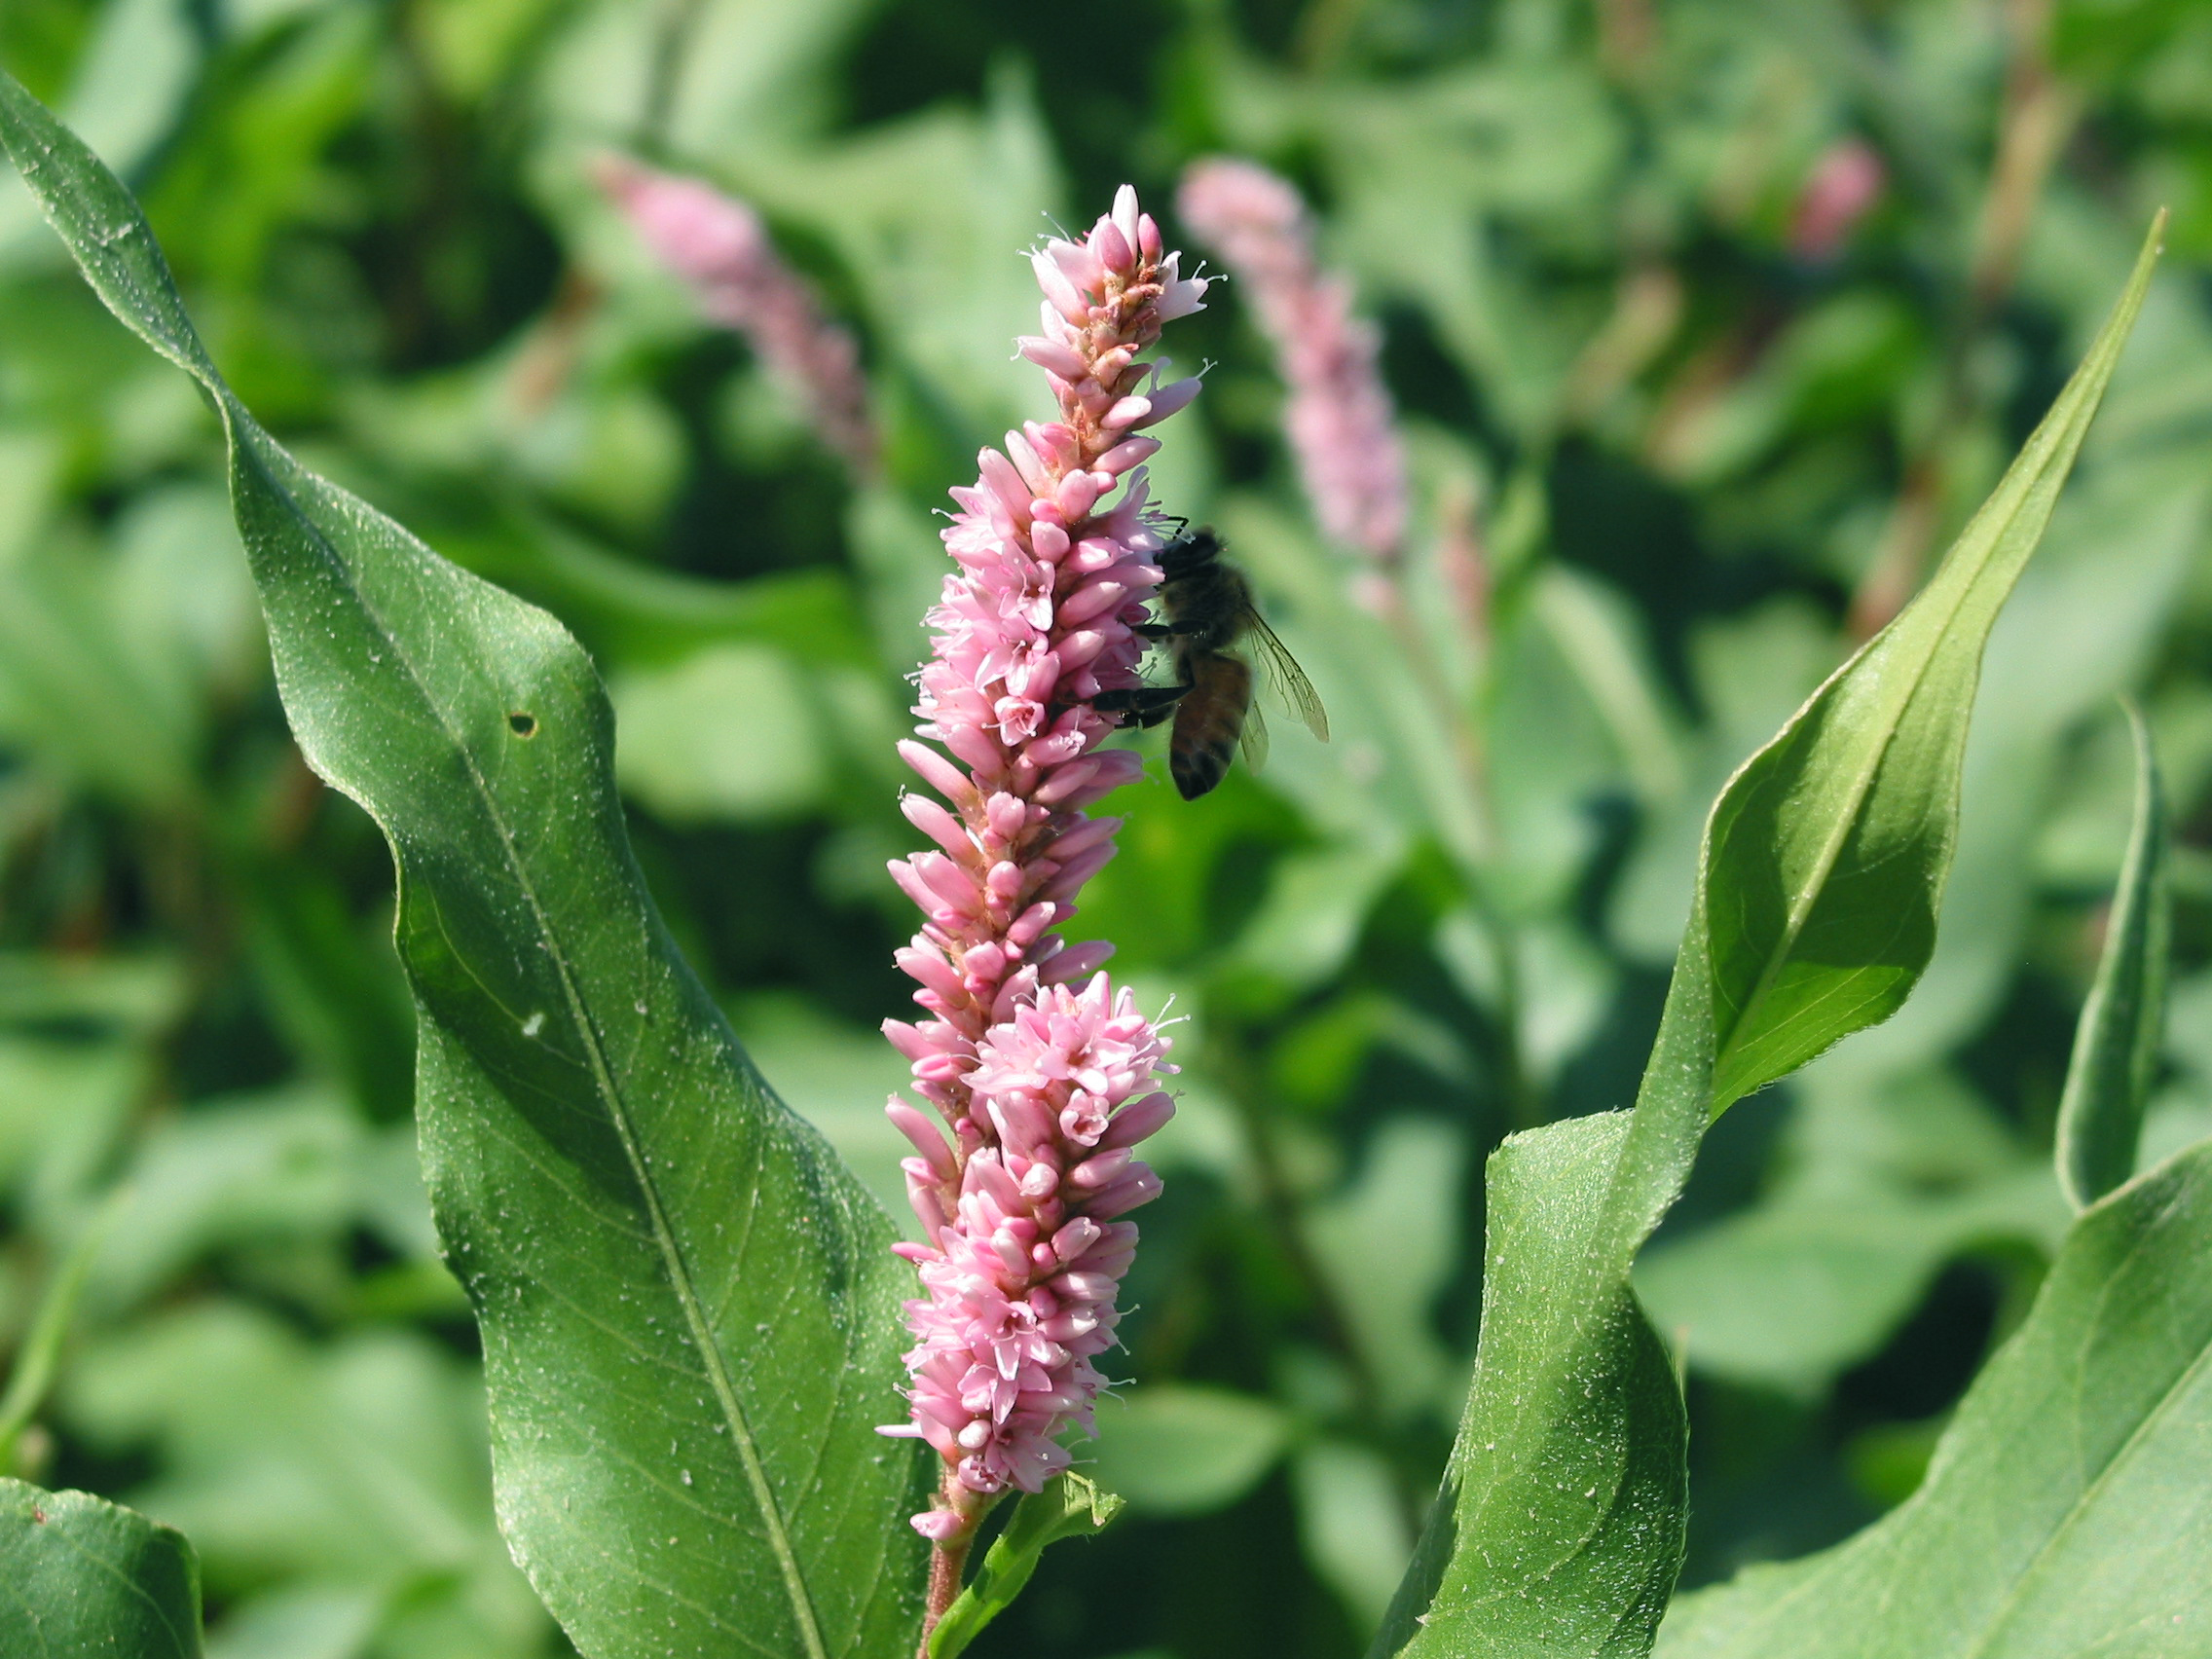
<box><xmin>0</xmin><ymin>62</ymin><xmax>2203</xmax><ymax>1659</ymax></box>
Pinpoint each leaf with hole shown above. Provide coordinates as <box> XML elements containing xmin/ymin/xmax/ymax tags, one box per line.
<box><xmin>0</xmin><ymin>71</ymin><xmax>931</xmax><ymax>1659</ymax></box>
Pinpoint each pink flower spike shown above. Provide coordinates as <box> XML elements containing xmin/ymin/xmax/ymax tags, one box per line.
<box><xmin>1790</xmin><ymin>137</ymin><xmax>1885</xmax><ymax>263</ymax></box>
<box><xmin>879</xmin><ymin>188</ymin><xmax>1195</xmax><ymax>1547</ymax></box>
<box><xmin>596</xmin><ymin>156</ymin><xmax>877</xmax><ymax>475</ymax></box>
<box><xmin>1178</xmin><ymin>157</ymin><xmax>1408</xmax><ymax>565</ymax></box>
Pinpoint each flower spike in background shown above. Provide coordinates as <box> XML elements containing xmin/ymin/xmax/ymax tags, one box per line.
<box><xmin>872</xmin><ymin>185</ymin><xmax>1205</xmax><ymax>1632</ymax></box>
<box><xmin>597</xmin><ymin>155</ymin><xmax>879</xmax><ymax>475</ymax></box>
<box><xmin>1178</xmin><ymin>157</ymin><xmax>1409</xmax><ymax>571</ymax></box>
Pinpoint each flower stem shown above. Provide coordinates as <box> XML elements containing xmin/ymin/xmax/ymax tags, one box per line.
<box><xmin>918</xmin><ymin>1479</ymin><xmax>995</xmax><ymax>1655</ymax></box>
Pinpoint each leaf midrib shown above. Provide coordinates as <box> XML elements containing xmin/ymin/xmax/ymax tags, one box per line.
<box><xmin>227</xmin><ymin>418</ymin><xmax>832</xmax><ymax>1659</ymax></box>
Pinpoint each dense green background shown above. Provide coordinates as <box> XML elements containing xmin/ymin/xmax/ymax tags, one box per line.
<box><xmin>3</xmin><ymin>1</ymin><xmax>2211</xmax><ymax>1655</ymax></box>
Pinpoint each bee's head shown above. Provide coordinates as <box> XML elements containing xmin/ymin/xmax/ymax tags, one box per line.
<box><xmin>1159</xmin><ymin>524</ymin><xmax>1224</xmax><ymax>578</ymax></box>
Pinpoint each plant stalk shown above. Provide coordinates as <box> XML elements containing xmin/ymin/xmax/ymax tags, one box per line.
<box><xmin>919</xmin><ymin>1479</ymin><xmax>995</xmax><ymax>1655</ymax></box>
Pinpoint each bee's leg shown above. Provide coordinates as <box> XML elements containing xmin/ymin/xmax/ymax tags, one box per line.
<box><xmin>1132</xmin><ymin>619</ymin><xmax>1205</xmax><ymax>640</ymax></box>
<box><xmin>1136</xmin><ymin>694</ymin><xmax>1187</xmax><ymax>729</ymax></box>
<box><xmin>1095</xmin><ymin>683</ymin><xmax>1191</xmax><ymax>726</ymax></box>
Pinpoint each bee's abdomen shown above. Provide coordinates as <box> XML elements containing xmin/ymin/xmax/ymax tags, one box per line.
<box><xmin>1169</xmin><ymin>653</ymin><xmax>1252</xmax><ymax>800</ymax></box>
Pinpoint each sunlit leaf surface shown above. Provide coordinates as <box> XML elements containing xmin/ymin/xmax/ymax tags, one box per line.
<box><xmin>0</xmin><ymin>71</ymin><xmax>929</xmax><ymax>1659</ymax></box>
<box><xmin>0</xmin><ymin>1478</ymin><xmax>203</xmax><ymax>1657</ymax></box>
<box><xmin>1372</xmin><ymin>224</ymin><xmax>2160</xmax><ymax>1656</ymax></box>
<box><xmin>1657</xmin><ymin>1136</ymin><xmax>2212</xmax><ymax>1659</ymax></box>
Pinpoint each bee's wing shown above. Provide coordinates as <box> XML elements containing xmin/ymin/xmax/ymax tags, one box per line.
<box><xmin>1242</xmin><ymin>611</ymin><xmax>1331</xmax><ymax>742</ymax></box>
<box><xmin>1238</xmin><ymin>691</ymin><xmax>1270</xmax><ymax>774</ymax></box>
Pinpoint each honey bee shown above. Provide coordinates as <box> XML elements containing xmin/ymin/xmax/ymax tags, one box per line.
<box><xmin>1096</xmin><ymin>526</ymin><xmax>1330</xmax><ymax>799</ymax></box>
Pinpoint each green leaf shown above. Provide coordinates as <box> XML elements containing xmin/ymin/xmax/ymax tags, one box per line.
<box><xmin>0</xmin><ymin>1477</ymin><xmax>203</xmax><ymax>1657</ymax></box>
<box><xmin>0</xmin><ymin>71</ymin><xmax>930</xmax><ymax>1659</ymax></box>
<box><xmin>2056</xmin><ymin>700</ymin><xmax>2172</xmax><ymax>1208</ymax></box>
<box><xmin>927</xmin><ymin>1474</ymin><xmax>1124</xmax><ymax>1659</ymax></box>
<box><xmin>1086</xmin><ymin>1385</ymin><xmax>1292</xmax><ymax>1517</ymax></box>
<box><xmin>1699</xmin><ymin>223</ymin><xmax>2163</xmax><ymax>1118</ymax></box>
<box><xmin>1292</xmin><ymin>1438</ymin><xmax>1419</xmax><ymax>1630</ymax></box>
<box><xmin>66</xmin><ymin>1302</ymin><xmax>547</xmax><ymax>1656</ymax></box>
<box><xmin>1374</xmin><ymin>1114</ymin><xmax>1686</xmax><ymax>1658</ymax></box>
<box><xmin>1633</xmin><ymin>1168</ymin><xmax>2062</xmax><ymax>1392</ymax></box>
<box><xmin>1371</xmin><ymin>222</ymin><xmax>2161</xmax><ymax>1656</ymax></box>
<box><xmin>1655</xmin><ymin>1135</ymin><xmax>2212</xmax><ymax>1658</ymax></box>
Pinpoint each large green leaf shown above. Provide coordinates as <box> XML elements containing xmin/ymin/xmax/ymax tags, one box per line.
<box><xmin>0</xmin><ymin>1478</ymin><xmax>203</xmax><ymax>1657</ymax></box>
<box><xmin>2056</xmin><ymin>701</ymin><xmax>2171</xmax><ymax>1208</ymax></box>
<box><xmin>0</xmin><ymin>72</ymin><xmax>930</xmax><ymax>1659</ymax></box>
<box><xmin>1655</xmin><ymin>1134</ymin><xmax>2212</xmax><ymax>1658</ymax></box>
<box><xmin>1698</xmin><ymin>224</ymin><xmax>2162</xmax><ymax>1118</ymax></box>
<box><xmin>1370</xmin><ymin>223</ymin><xmax>2161</xmax><ymax>1656</ymax></box>
<box><xmin>1372</xmin><ymin>1114</ymin><xmax>1687</xmax><ymax>1659</ymax></box>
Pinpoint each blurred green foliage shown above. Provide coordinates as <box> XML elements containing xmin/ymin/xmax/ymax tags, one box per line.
<box><xmin>3</xmin><ymin>0</ymin><xmax>2212</xmax><ymax>1654</ymax></box>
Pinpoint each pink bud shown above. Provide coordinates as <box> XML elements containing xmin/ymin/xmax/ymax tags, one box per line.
<box><xmin>1085</xmin><ymin>1166</ymin><xmax>1163</xmax><ymax>1217</ymax></box>
<box><xmin>1101</xmin><ymin>1089</ymin><xmax>1175</xmax><ymax>1148</ymax></box>
<box><xmin>1017</xmin><ymin>336</ymin><xmax>1089</xmax><ymax>382</ymax></box>
<box><xmin>1093</xmin><ymin>436</ymin><xmax>1161</xmax><ymax>477</ymax></box>
<box><xmin>1089</xmin><ymin>216</ymin><xmax>1133</xmax><ymax>276</ymax></box>
<box><xmin>899</xmin><ymin>739</ymin><xmax>975</xmax><ymax>804</ymax></box>
<box><xmin>1136</xmin><ymin>378</ymin><xmax>1202</xmax><ymax>425</ymax></box>
<box><xmin>1069</xmin><ymin>1147</ymin><xmax>1134</xmax><ymax>1190</ymax></box>
<box><xmin>1055</xmin><ymin>471</ymin><xmax>1100</xmax><ymax>520</ymax></box>
<box><xmin>1031</xmin><ymin>250</ymin><xmax>1088</xmax><ymax>324</ymax></box>
<box><xmin>902</xmin><ymin>793</ymin><xmax>976</xmax><ymax>862</ymax></box>
<box><xmin>889</xmin><ymin>1099</ymin><xmax>958</xmax><ymax>1177</ymax></box>
<box><xmin>1040</xmin><ymin>939</ymin><xmax>1115</xmax><ymax>984</ymax></box>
